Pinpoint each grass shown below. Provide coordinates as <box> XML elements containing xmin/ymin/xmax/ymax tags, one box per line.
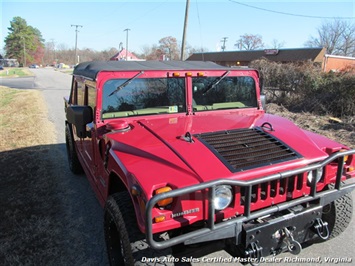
<box><xmin>0</xmin><ymin>67</ymin><xmax>34</xmax><ymax>78</ymax></box>
<box><xmin>0</xmin><ymin>86</ymin><xmax>67</xmax><ymax>265</ymax></box>
<box><xmin>0</xmin><ymin>87</ymin><xmax>18</xmax><ymax>107</ymax></box>
<box><xmin>0</xmin><ymin>86</ymin><xmax>103</xmax><ymax>265</ymax></box>
<box><xmin>0</xmin><ymin>87</ymin><xmax>55</xmax><ymax>150</ymax></box>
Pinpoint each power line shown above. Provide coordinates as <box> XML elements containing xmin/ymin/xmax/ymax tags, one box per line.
<box><xmin>195</xmin><ymin>0</ymin><xmax>205</xmax><ymax>61</ymax></box>
<box><xmin>228</xmin><ymin>0</ymin><xmax>355</xmax><ymax>19</ymax></box>
<box><xmin>84</xmin><ymin>1</ymin><xmax>169</xmax><ymax>49</ymax></box>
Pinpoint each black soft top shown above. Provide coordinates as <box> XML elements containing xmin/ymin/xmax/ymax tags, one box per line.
<box><xmin>73</xmin><ymin>60</ymin><xmax>231</xmax><ymax>80</ymax></box>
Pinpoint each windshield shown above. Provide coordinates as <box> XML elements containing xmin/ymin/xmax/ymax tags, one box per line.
<box><xmin>192</xmin><ymin>76</ymin><xmax>257</xmax><ymax>111</ymax></box>
<box><xmin>102</xmin><ymin>77</ymin><xmax>186</xmax><ymax>119</ymax></box>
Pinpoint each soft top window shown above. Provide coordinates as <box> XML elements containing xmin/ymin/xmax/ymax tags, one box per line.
<box><xmin>102</xmin><ymin>77</ymin><xmax>186</xmax><ymax>119</ymax></box>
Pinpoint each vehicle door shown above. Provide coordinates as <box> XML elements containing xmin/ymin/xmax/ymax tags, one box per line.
<box><xmin>80</xmin><ymin>84</ymin><xmax>98</xmax><ymax>181</ymax></box>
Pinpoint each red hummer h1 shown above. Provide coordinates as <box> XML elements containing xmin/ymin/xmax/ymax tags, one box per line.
<box><xmin>65</xmin><ymin>61</ymin><xmax>355</xmax><ymax>265</ymax></box>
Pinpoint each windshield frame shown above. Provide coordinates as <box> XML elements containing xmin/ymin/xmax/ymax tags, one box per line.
<box><xmin>101</xmin><ymin>75</ymin><xmax>186</xmax><ymax>120</ymax></box>
<box><xmin>96</xmin><ymin>70</ymin><xmax>260</xmax><ymax>121</ymax></box>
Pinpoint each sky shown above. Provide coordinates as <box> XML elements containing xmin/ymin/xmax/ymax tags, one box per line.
<box><xmin>1</xmin><ymin>0</ymin><xmax>355</xmax><ymax>55</ymax></box>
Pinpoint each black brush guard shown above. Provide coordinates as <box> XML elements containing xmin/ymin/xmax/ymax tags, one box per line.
<box><xmin>145</xmin><ymin>150</ymin><xmax>355</xmax><ymax>250</ymax></box>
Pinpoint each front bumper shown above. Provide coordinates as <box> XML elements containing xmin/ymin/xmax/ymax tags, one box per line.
<box><xmin>145</xmin><ymin>149</ymin><xmax>355</xmax><ymax>250</ymax></box>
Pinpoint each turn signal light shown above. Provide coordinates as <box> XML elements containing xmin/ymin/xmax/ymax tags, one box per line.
<box><xmin>339</xmin><ymin>149</ymin><xmax>349</xmax><ymax>163</ymax></box>
<box><xmin>155</xmin><ymin>186</ymin><xmax>173</xmax><ymax>207</ymax></box>
<box><xmin>131</xmin><ymin>185</ymin><xmax>141</xmax><ymax>196</ymax></box>
<box><xmin>172</xmin><ymin>72</ymin><xmax>180</xmax><ymax>77</ymax></box>
<box><xmin>197</xmin><ymin>72</ymin><xmax>204</xmax><ymax>76</ymax></box>
<box><xmin>154</xmin><ymin>215</ymin><xmax>166</xmax><ymax>223</ymax></box>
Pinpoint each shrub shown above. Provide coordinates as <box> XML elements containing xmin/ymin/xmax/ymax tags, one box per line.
<box><xmin>250</xmin><ymin>59</ymin><xmax>355</xmax><ymax>117</ymax></box>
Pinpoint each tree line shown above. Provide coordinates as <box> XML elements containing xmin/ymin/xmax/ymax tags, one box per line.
<box><xmin>2</xmin><ymin>16</ymin><xmax>355</xmax><ymax>66</ymax></box>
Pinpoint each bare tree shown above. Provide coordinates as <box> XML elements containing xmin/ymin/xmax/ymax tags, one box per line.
<box><xmin>340</xmin><ymin>22</ymin><xmax>355</xmax><ymax>56</ymax></box>
<box><xmin>235</xmin><ymin>34</ymin><xmax>264</xmax><ymax>50</ymax></box>
<box><xmin>269</xmin><ymin>39</ymin><xmax>285</xmax><ymax>49</ymax></box>
<box><xmin>140</xmin><ymin>45</ymin><xmax>153</xmax><ymax>59</ymax></box>
<box><xmin>305</xmin><ymin>19</ymin><xmax>355</xmax><ymax>56</ymax></box>
<box><xmin>159</xmin><ymin>36</ymin><xmax>180</xmax><ymax>60</ymax></box>
<box><xmin>187</xmin><ymin>45</ymin><xmax>209</xmax><ymax>57</ymax></box>
<box><xmin>43</xmin><ymin>41</ymin><xmax>56</xmax><ymax>65</ymax></box>
<box><xmin>139</xmin><ymin>44</ymin><xmax>163</xmax><ymax>60</ymax></box>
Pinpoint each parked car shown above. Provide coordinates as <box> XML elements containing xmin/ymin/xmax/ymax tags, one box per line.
<box><xmin>29</xmin><ymin>64</ymin><xmax>39</xmax><ymax>68</ymax></box>
<box><xmin>64</xmin><ymin>60</ymin><xmax>355</xmax><ymax>265</ymax></box>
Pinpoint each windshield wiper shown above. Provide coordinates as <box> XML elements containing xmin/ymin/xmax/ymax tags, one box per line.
<box><xmin>109</xmin><ymin>71</ymin><xmax>144</xmax><ymax>96</ymax></box>
<box><xmin>202</xmin><ymin>70</ymin><xmax>230</xmax><ymax>95</ymax></box>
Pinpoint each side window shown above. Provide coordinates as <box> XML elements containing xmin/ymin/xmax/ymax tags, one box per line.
<box><xmin>77</xmin><ymin>82</ymin><xmax>85</xmax><ymax>105</ymax></box>
<box><xmin>70</xmin><ymin>81</ymin><xmax>78</xmax><ymax>104</ymax></box>
<box><xmin>87</xmin><ymin>85</ymin><xmax>96</xmax><ymax>119</ymax></box>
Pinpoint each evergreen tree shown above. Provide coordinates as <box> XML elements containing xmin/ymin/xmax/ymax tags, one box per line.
<box><xmin>4</xmin><ymin>16</ymin><xmax>45</xmax><ymax>65</ymax></box>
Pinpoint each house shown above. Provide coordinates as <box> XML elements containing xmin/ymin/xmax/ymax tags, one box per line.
<box><xmin>322</xmin><ymin>54</ymin><xmax>355</xmax><ymax>72</ymax></box>
<box><xmin>110</xmin><ymin>48</ymin><xmax>141</xmax><ymax>61</ymax></box>
<box><xmin>0</xmin><ymin>58</ymin><xmax>19</xmax><ymax>67</ymax></box>
<box><xmin>187</xmin><ymin>47</ymin><xmax>326</xmax><ymax>67</ymax></box>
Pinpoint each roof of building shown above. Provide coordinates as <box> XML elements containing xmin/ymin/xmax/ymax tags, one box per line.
<box><xmin>110</xmin><ymin>48</ymin><xmax>139</xmax><ymax>61</ymax></box>
<box><xmin>187</xmin><ymin>47</ymin><xmax>326</xmax><ymax>63</ymax></box>
<box><xmin>73</xmin><ymin>60</ymin><xmax>231</xmax><ymax>80</ymax></box>
<box><xmin>324</xmin><ymin>54</ymin><xmax>355</xmax><ymax>60</ymax></box>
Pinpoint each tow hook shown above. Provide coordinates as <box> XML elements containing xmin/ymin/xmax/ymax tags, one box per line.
<box><xmin>312</xmin><ymin>218</ymin><xmax>330</xmax><ymax>240</ymax></box>
<box><xmin>282</xmin><ymin>227</ymin><xmax>302</xmax><ymax>255</ymax></box>
<box><xmin>245</xmin><ymin>242</ymin><xmax>263</xmax><ymax>265</ymax></box>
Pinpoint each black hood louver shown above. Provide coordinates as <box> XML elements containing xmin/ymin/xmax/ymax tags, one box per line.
<box><xmin>195</xmin><ymin>128</ymin><xmax>302</xmax><ymax>172</ymax></box>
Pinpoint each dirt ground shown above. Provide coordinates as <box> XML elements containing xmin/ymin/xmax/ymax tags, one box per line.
<box><xmin>266</xmin><ymin>103</ymin><xmax>355</xmax><ymax>149</ymax></box>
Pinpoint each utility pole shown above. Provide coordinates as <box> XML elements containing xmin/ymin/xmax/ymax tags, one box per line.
<box><xmin>124</xmin><ymin>28</ymin><xmax>130</xmax><ymax>60</ymax></box>
<box><xmin>180</xmin><ymin>0</ymin><xmax>190</xmax><ymax>61</ymax></box>
<box><xmin>71</xmin><ymin>24</ymin><xmax>83</xmax><ymax>65</ymax></box>
<box><xmin>21</xmin><ymin>36</ymin><xmax>26</xmax><ymax>67</ymax></box>
<box><xmin>221</xmin><ymin>37</ymin><xmax>228</xmax><ymax>51</ymax></box>
<box><xmin>50</xmin><ymin>38</ymin><xmax>56</xmax><ymax>65</ymax></box>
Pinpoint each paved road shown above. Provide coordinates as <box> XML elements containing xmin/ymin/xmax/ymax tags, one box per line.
<box><xmin>1</xmin><ymin>75</ymin><xmax>36</xmax><ymax>89</ymax></box>
<box><xmin>8</xmin><ymin>68</ymin><xmax>355</xmax><ymax>265</ymax></box>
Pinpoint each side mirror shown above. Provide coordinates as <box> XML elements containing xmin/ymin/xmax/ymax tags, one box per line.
<box><xmin>259</xmin><ymin>76</ymin><xmax>264</xmax><ymax>93</ymax></box>
<box><xmin>66</xmin><ymin>105</ymin><xmax>93</xmax><ymax>138</ymax></box>
<box><xmin>260</xmin><ymin>94</ymin><xmax>267</xmax><ymax>111</ymax></box>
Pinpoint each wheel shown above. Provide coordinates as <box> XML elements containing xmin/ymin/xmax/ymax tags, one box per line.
<box><xmin>65</xmin><ymin>124</ymin><xmax>83</xmax><ymax>174</ymax></box>
<box><xmin>321</xmin><ymin>184</ymin><xmax>353</xmax><ymax>239</ymax></box>
<box><xmin>104</xmin><ymin>192</ymin><xmax>173</xmax><ymax>266</ymax></box>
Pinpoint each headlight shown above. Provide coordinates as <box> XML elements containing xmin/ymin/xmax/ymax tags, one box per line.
<box><xmin>307</xmin><ymin>167</ymin><xmax>323</xmax><ymax>184</ymax></box>
<box><xmin>213</xmin><ymin>185</ymin><xmax>233</xmax><ymax>211</ymax></box>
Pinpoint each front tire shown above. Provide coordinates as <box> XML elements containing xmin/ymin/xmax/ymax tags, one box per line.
<box><xmin>104</xmin><ymin>192</ymin><xmax>173</xmax><ymax>266</ymax></box>
<box><xmin>322</xmin><ymin>189</ymin><xmax>353</xmax><ymax>239</ymax></box>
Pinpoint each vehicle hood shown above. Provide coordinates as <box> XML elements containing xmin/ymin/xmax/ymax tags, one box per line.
<box><xmin>106</xmin><ymin>111</ymin><xmax>333</xmax><ymax>192</ymax></box>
